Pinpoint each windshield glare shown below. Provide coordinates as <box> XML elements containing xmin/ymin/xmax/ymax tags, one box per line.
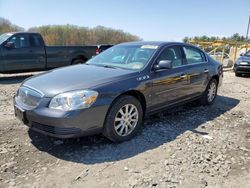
<box><xmin>87</xmin><ymin>44</ymin><xmax>158</xmax><ymax>70</ymax></box>
<box><xmin>0</xmin><ymin>33</ymin><xmax>13</xmax><ymax>45</ymax></box>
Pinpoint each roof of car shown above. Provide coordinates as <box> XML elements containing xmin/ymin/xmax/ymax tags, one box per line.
<box><xmin>118</xmin><ymin>41</ymin><xmax>191</xmax><ymax>47</ymax></box>
<box><xmin>6</xmin><ymin>32</ymin><xmax>40</xmax><ymax>35</ymax></box>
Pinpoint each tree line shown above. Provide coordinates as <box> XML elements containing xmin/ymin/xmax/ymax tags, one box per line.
<box><xmin>183</xmin><ymin>33</ymin><xmax>250</xmax><ymax>43</ymax></box>
<box><xmin>0</xmin><ymin>17</ymin><xmax>141</xmax><ymax>45</ymax></box>
<box><xmin>0</xmin><ymin>17</ymin><xmax>24</xmax><ymax>34</ymax></box>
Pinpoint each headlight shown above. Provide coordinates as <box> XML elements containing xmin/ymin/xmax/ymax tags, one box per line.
<box><xmin>239</xmin><ymin>61</ymin><xmax>249</xmax><ymax>65</ymax></box>
<box><xmin>49</xmin><ymin>90</ymin><xmax>98</xmax><ymax>111</ymax></box>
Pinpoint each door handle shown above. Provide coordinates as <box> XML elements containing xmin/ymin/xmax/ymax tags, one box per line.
<box><xmin>204</xmin><ymin>69</ymin><xmax>209</xmax><ymax>73</ymax></box>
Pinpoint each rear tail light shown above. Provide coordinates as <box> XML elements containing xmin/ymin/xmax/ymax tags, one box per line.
<box><xmin>96</xmin><ymin>48</ymin><xmax>100</xmax><ymax>55</ymax></box>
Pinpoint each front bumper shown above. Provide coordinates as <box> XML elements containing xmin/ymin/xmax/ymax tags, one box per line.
<box><xmin>14</xmin><ymin>97</ymin><xmax>110</xmax><ymax>138</ymax></box>
<box><xmin>234</xmin><ymin>65</ymin><xmax>250</xmax><ymax>74</ymax></box>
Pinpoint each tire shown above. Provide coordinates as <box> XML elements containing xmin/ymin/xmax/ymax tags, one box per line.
<box><xmin>199</xmin><ymin>78</ymin><xmax>218</xmax><ymax>105</ymax></box>
<box><xmin>72</xmin><ymin>59</ymin><xmax>85</xmax><ymax>65</ymax></box>
<box><xmin>103</xmin><ymin>95</ymin><xmax>143</xmax><ymax>142</ymax></box>
<box><xmin>235</xmin><ymin>72</ymin><xmax>241</xmax><ymax>77</ymax></box>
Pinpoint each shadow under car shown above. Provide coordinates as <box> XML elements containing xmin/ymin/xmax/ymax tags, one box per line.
<box><xmin>28</xmin><ymin>95</ymin><xmax>239</xmax><ymax>164</ymax></box>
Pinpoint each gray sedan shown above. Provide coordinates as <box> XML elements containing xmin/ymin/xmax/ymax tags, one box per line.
<box><xmin>14</xmin><ymin>41</ymin><xmax>223</xmax><ymax>142</ymax></box>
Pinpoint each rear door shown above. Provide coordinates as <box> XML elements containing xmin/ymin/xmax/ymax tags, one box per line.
<box><xmin>182</xmin><ymin>45</ymin><xmax>210</xmax><ymax>97</ymax></box>
<box><xmin>149</xmin><ymin>45</ymin><xmax>190</xmax><ymax>110</ymax></box>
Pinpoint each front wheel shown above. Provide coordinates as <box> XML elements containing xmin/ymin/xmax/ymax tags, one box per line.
<box><xmin>235</xmin><ymin>72</ymin><xmax>241</xmax><ymax>77</ymax></box>
<box><xmin>103</xmin><ymin>95</ymin><xmax>143</xmax><ymax>142</ymax></box>
<box><xmin>199</xmin><ymin>78</ymin><xmax>218</xmax><ymax>105</ymax></box>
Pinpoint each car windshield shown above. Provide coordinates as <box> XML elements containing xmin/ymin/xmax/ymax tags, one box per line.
<box><xmin>0</xmin><ymin>33</ymin><xmax>13</xmax><ymax>45</ymax></box>
<box><xmin>87</xmin><ymin>44</ymin><xmax>158</xmax><ymax>70</ymax></box>
<box><xmin>245</xmin><ymin>50</ymin><xmax>250</xmax><ymax>57</ymax></box>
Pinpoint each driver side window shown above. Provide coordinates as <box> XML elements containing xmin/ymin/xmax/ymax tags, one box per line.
<box><xmin>9</xmin><ymin>35</ymin><xmax>30</xmax><ymax>49</ymax></box>
<box><xmin>157</xmin><ymin>46</ymin><xmax>182</xmax><ymax>67</ymax></box>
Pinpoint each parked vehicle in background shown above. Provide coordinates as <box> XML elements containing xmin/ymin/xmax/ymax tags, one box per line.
<box><xmin>0</xmin><ymin>32</ymin><xmax>112</xmax><ymax>73</ymax></box>
<box><xmin>14</xmin><ymin>41</ymin><xmax>223</xmax><ymax>142</ymax></box>
<box><xmin>209</xmin><ymin>52</ymin><xmax>229</xmax><ymax>60</ymax></box>
<box><xmin>209</xmin><ymin>52</ymin><xmax>231</xmax><ymax>67</ymax></box>
<box><xmin>234</xmin><ymin>50</ymin><xmax>250</xmax><ymax>76</ymax></box>
<box><xmin>95</xmin><ymin>44</ymin><xmax>113</xmax><ymax>55</ymax></box>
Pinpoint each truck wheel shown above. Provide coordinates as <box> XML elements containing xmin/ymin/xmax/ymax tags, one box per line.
<box><xmin>199</xmin><ymin>78</ymin><xmax>218</xmax><ymax>105</ymax></box>
<box><xmin>235</xmin><ymin>72</ymin><xmax>241</xmax><ymax>77</ymax></box>
<box><xmin>103</xmin><ymin>95</ymin><xmax>143</xmax><ymax>142</ymax></box>
<box><xmin>72</xmin><ymin>59</ymin><xmax>85</xmax><ymax>65</ymax></box>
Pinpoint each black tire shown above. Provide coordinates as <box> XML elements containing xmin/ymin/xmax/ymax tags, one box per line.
<box><xmin>72</xmin><ymin>59</ymin><xmax>85</xmax><ymax>65</ymax></box>
<box><xmin>103</xmin><ymin>95</ymin><xmax>143</xmax><ymax>142</ymax></box>
<box><xmin>235</xmin><ymin>72</ymin><xmax>241</xmax><ymax>77</ymax></box>
<box><xmin>199</xmin><ymin>78</ymin><xmax>218</xmax><ymax>105</ymax></box>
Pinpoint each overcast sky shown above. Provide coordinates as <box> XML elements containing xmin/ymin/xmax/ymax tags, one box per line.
<box><xmin>0</xmin><ymin>0</ymin><xmax>249</xmax><ymax>41</ymax></box>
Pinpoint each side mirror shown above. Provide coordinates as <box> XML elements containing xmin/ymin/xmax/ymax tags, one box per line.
<box><xmin>4</xmin><ymin>42</ymin><xmax>14</xmax><ymax>49</ymax></box>
<box><xmin>154</xmin><ymin>60</ymin><xmax>173</xmax><ymax>71</ymax></box>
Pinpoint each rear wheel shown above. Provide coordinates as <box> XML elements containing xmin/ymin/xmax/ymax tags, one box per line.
<box><xmin>199</xmin><ymin>78</ymin><xmax>218</xmax><ymax>105</ymax></box>
<box><xmin>103</xmin><ymin>95</ymin><xmax>143</xmax><ymax>142</ymax></box>
<box><xmin>72</xmin><ymin>59</ymin><xmax>86</xmax><ymax>65</ymax></box>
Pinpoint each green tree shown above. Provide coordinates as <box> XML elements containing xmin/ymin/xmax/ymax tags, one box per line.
<box><xmin>28</xmin><ymin>25</ymin><xmax>141</xmax><ymax>45</ymax></box>
<box><xmin>0</xmin><ymin>17</ymin><xmax>141</xmax><ymax>45</ymax></box>
<box><xmin>183</xmin><ymin>33</ymin><xmax>249</xmax><ymax>43</ymax></box>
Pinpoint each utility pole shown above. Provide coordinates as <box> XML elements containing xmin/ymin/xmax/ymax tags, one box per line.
<box><xmin>246</xmin><ymin>15</ymin><xmax>250</xmax><ymax>53</ymax></box>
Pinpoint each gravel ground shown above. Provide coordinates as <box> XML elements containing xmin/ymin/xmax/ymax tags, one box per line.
<box><xmin>0</xmin><ymin>71</ymin><xmax>249</xmax><ymax>188</ymax></box>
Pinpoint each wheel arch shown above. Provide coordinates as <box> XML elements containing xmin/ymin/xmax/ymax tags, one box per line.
<box><xmin>121</xmin><ymin>90</ymin><xmax>147</xmax><ymax>116</ymax></box>
<box><xmin>211</xmin><ymin>74</ymin><xmax>219</xmax><ymax>85</ymax></box>
<box><xmin>106</xmin><ymin>90</ymin><xmax>147</xmax><ymax>118</ymax></box>
<box><xmin>71</xmin><ymin>54</ymin><xmax>88</xmax><ymax>64</ymax></box>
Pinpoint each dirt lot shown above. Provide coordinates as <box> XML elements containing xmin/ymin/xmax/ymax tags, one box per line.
<box><xmin>0</xmin><ymin>71</ymin><xmax>249</xmax><ymax>188</ymax></box>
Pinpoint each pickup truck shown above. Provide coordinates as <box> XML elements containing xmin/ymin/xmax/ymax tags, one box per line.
<box><xmin>0</xmin><ymin>32</ymin><xmax>112</xmax><ymax>73</ymax></box>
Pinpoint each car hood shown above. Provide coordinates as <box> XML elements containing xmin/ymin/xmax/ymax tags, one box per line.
<box><xmin>22</xmin><ymin>64</ymin><xmax>136</xmax><ymax>97</ymax></box>
<box><xmin>237</xmin><ymin>56</ymin><xmax>250</xmax><ymax>62</ymax></box>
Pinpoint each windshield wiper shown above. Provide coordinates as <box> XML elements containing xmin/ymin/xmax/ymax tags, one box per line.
<box><xmin>86</xmin><ymin>63</ymin><xmax>118</xmax><ymax>69</ymax></box>
<box><xmin>102</xmin><ymin>65</ymin><xmax>117</xmax><ymax>69</ymax></box>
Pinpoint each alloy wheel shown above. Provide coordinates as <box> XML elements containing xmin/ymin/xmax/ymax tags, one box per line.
<box><xmin>114</xmin><ymin>104</ymin><xmax>139</xmax><ymax>137</ymax></box>
<box><xmin>207</xmin><ymin>81</ymin><xmax>217</xmax><ymax>102</ymax></box>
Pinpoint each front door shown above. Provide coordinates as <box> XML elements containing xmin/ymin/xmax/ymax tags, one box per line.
<box><xmin>149</xmin><ymin>45</ymin><xmax>189</xmax><ymax>111</ymax></box>
<box><xmin>2</xmin><ymin>34</ymin><xmax>46</xmax><ymax>72</ymax></box>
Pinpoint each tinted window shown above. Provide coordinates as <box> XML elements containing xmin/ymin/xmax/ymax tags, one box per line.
<box><xmin>245</xmin><ymin>50</ymin><xmax>250</xmax><ymax>57</ymax></box>
<box><xmin>9</xmin><ymin>35</ymin><xmax>30</xmax><ymax>48</ymax></box>
<box><xmin>30</xmin><ymin>35</ymin><xmax>42</xmax><ymax>47</ymax></box>
<box><xmin>183</xmin><ymin>46</ymin><xmax>204</xmax><ymax>64</ymax></box>
<box><xmin>157</xmin><ymin>46</ymin><xmax>182</xmax><ymax>67</ymax></box>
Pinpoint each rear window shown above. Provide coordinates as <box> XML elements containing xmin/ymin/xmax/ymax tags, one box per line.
<box><xmin>183</xmin><ymin>46</ymin><xmax>205</xmax><ymax>64</ymax></box>
<box><xmin>245</xmin><ymin>50</ymin><xmax>250</xmax><ymax>57</ymax></box>
<box><xmin>30</xmin><ymin>35</ymin><xmax>42</xmax><ymax>47</ymax></box>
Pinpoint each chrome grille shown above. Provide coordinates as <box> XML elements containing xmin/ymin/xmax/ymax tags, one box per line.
<box><xmin>15</xmin><ymin>87</ymin><xmax>43</xmax><ymax>110</ymax></box>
